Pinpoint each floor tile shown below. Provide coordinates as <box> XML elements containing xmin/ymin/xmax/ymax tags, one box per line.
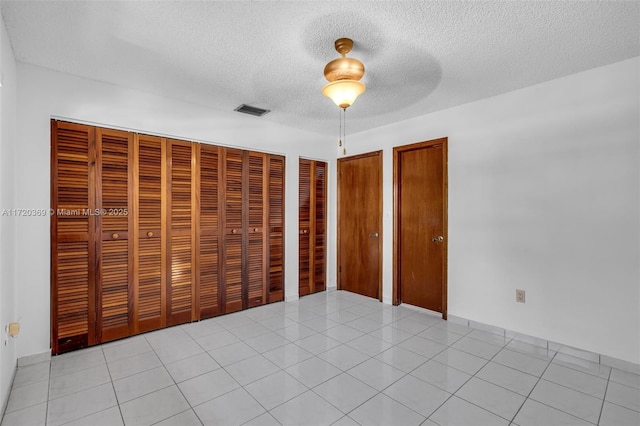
<box><xmin>119</xmin><ymin>385</ymin><xmax>190</xmax><ymax>426</ymax></box>
<box><xmin>285</xmin><ymin>357</ymin><xmax>342</xmax><ymax>388</ymax></box>
<box><xmin>429</xmin><ymin>395</ymin><xmax>509</xmax><ymax>426</ymax></box>
<box><xmin>295</xmin><ymin>333</ymin><xmax>341</xmax><ymax>353</ymax></box>
<box><xmin>181</xmin><ymin>318</ymin><xmax>225</xmax><ymax>339</ymax></box>
<box><xmin>215</xmin><ymin>312</ymin><xmax>255</xmax><ymax>329</ymax></box>
<box><xmin>244</xmin><ymin>370</ymin><xmax>308</xmax><ymax>410</ymax></box>
<box><xmin>313</xmin><ymin>373</ymin><xmax>378</xmax><ymax>413</ymax></box>
<box><xmin>391</xmin><ymin>317</ymin><xmax>431</xmax><ymax>334</ymax></box>
<box><xmin>107</xmin><ymin>350</ymin><xmax>163</xmax><ymax>381</ymax></box>
<box><xmin>47</xmin><ymin>382</ymin><xmax>117</xmax><ymax>426</ymax></box>
<box><xmin>599</xmin><ymin>401</ymin><xmax>640</xmax><ymax>426</ymax></box>
<box><xmin>368</xmin><ymin>325</ymin><xmax>414</xmax><ymax>345</ymax></box>
<box><xmin>542</xmin><ymin>363</ymin><xmax>608</xmax><ymax>398</ymax></box>
<box><xmin>318</xmin><ymin>344</ymin><xmax>371</xmax><ymax>371</ymax></box>
<box><xmin>432</xmin><ymin>347</ymin><xmax>488</xmax><ymax>375</ymax></box>
<box><xmin>243</xmin><ymin>412</ymin><xmax>281</xmax><ymax>426</ymax></box>
<box><xmin>451</xmin><ymin>336</ymin><xmax>503</xmax><ymax>360</ymax></box>
<box><xmin>62</xmin><ymin>406</ymin><xmax>123</xmax><ymax>426</ymax></box>
<box><xmin>0</xmin><ymin>402</ymin><xmax>47</xmax><ymax>426</ymax></box>
<box><xmin>194</xmin><ymin>388</ymin><xmax>265</xmax><ymax>426</ymax></box>
<box><xmin>208</xmin><ymin>341</ymin><xmax>259</xmax><ymax>367</ymax></box>
<box><xmin>398</xmin><ymin>335</ymin><xmax>448</xmax><ymax>359</ymax></box>
<box><xmin>410</xmin><ymin>360</ymin><xmax>471</xmax><ymax>393</ymax></box>
<box><xmin>418</xmin><ymin>327</ymin><xmax>464</xmax><ymax>346</ymax></box>
<box><xmin>322</xmin><ymin>324</ymin><xmax>365</xmax><ymax>343</ymax></box>
<box><xmin>178</xmin><ymin>368</ymin><xmax>240</xmax><ymax>406</ymax></box>
<box><xmin>326</xmin><ymin>309</ymin><xmax>361</xmax><ymax>324</ymax></box>
<box><xmin>513</xmin><ymin>398</ymin><xmax>592</xmax><ymax>426</ymax></box>
<box><xmin>492</xmin><ymin>348</ymin><xmax>550</xmax><ymax>377</ymax></box>
<box><xmin>225</xmin><ymin>354</ymin><xmax>280</xmax><ymax>386</ymax></box>
<box><xmin>605</xmin><ymin>381</ymin><xmax>640</xmax><ymax>412</ymax></box>
<box><xmin>301</xmin><ymin>316</ymin><xmax>340</xmax><ymax>332</ymax></box>
<box><xmin>262</xmin><ymin>343</ymin><xmax>314</xmax><ymax>368</ymax></box>
<box><xmin>154</xmin><ymin>409</ymin><xmax>203</xmax><ymax>426</ymax></box>
<box><xmin>164</xmin><ymin>352</ymin><xmax>220</xmax><ymax>383</ymax></box>
<box><xmin>610</xmin><ymin>368</ymin><xmax>640</xmax><ymax>389</ymax></box>
<box><xmin>102</xmin><ymin>336</ymin><xmax>152</xmax><ymax>363</ymax></box>
<box><xmin>260</xmin><ymin>315</ymin><xmax>297</xmax><ymax>331</ymax></box>
<box><xmin>330</xmin><ymin>415</ymin><xmax>360</xmax><ymax>426</ymax></box>
<box><xmin>475</xmin><ymin>361</ymin><xmax>538</xmax><ymax>396</ymax></box>
<box><xmin>529</xmin><ymin>379</ymin><xmax>602</xmax><ymax>424</ymax></box>
<box><xmin>196</xmin><ymin>329</ymin><xmax>240</xmax><ymax>352</ymax></box>
<box><xmin>345</xmin><ymin>334</ymin><xmax>393</xmax><ymax>357</ymax></box>
<box><xmin>375</xmin><ymin>346</ymin><xmax>428</xmax><ymax>373</ymax></box>
<box><xmin>49</xmin><ymin>364</ymin><xmax>111</xmax><ymax>400</ymax></box>
<box><xmin>230</xmin><ymin>322</ymin><xmax>270</xmax><ymax>340</ymax></box>
<box><xmin>154</xmin><ymin>338</ymin><xmax>204</xmax><ymax>364</ymax></box>
<box><xmin>505</xmin><ymin>340</ymin><xmax>556</xmax><ymax>361</ymax></box>
<box><xmin>345</xmin><ymin>317</ymin><xmax>383</xmax><ymax>334</ymax></box>
<box><xmin>275</xmin><ymin>324</ymin><xmax>317</xmax><ymax>342</ymax></box>
<box><xmin>50</xmin><ymin>348</ymin><xmax>106</xmax><ymax>378</ymax></box>
<box><xmin>455</xmin><ymin>377</ymin><xmax>525</xmax><ymax>420</ymax></box>
<box><xmin>113</xmin><ymin>366</ymin><xmax>174</xmax><ymax>403</ymax></box>
<box><xmin>144</xmin><ymin>327</ymin><xmax>193</xmax><ymax>350</ymax></box>
<box><xmin>433</xmin><ymin>321</ymin><xmax>472</xmax><ymax>335</ymax></box>
<box><xmin>466</xmin><ymin>329</ymin><xmax>509</xmax><ymax>346</ymax></box>
<box><xmin>270</xmin><ymin>390</ymin><xmax>344</xmax><ymax>426</ymax></box>
<box><xmin>245</xmin><ymin>331</ymin><xmax>290</xmax><ymax>353</ymax></box>
<box><xmin>349</xmin><ymin>393</ymin><xmax>426</xmax><ymax>426</ymax></box>
<box><xmin>383</xmin><ymin>374</ymin><xmax>450</xmax><ymax>417</ymax></box>
<box><xmin>10</xmin><ymin>362</ymin><xmax>50</xmax><ymax>389</ymax></box>
<box><xmin>5</xmin><ymin>380</ymin><xmax>49</xmax><ymax>413</ymax></box>
<box><xmin>552</xmin><ymin>353</ymin><xmax>611</xmax><ymax>379</ymax></box>
<box><xmin>347</xmin><ymin>358</ymin><xmax>405</xmax><ymax>391</ymax></box>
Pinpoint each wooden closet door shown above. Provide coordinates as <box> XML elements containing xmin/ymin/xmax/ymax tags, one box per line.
<box><xmin>268</xmin><ymin>155</ymin><xmax>285</xmax><ymax>302</ymax></box>
<box><xmin>96</xmin><ymin>128</ymin><xmax>134</xmax><ymax>343</ymax></box>
<box><xmin>298</xmin><ymin>160</ymin><xmax>312</xmax><ymax>296</ymax></box>
<box><xmin>51</xmin><ymin>121</ymin><xmax>96</xmax><ymax>354</ymax></box>
<box><xmin>298</xmin><ymin>159</ymin><xmax>327</xmax><ymax>296</ymax></box>
<box><xmin>313</xmin><ymin>161</ymin><xmax>327</xmax><ymax>292</ymax></box>
<box><xmin>247</xmin><ymin>152</ymin><xmax>267</xmax><ymax>308</ymax></box>
<box><xmin>167</xmin><ymin>139</ymin><xmax>196</xmax><ymax>325</ymax></box>
<box><xmin>134</xmin><ymin>134</ymin><xmax>166</xmax><ymax>333</ymax></box>
<box><xmin>199</xmin><ymin>144</ymin><xmax>222</xmax><ymax>319</ymax></box>
<box><xmin>222</xmin><ymin>148</ymin><xmax>244</xmax><ymax>313</ymax></box>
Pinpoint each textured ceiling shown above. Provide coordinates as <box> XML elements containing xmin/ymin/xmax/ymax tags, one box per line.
<box><xmin>1</xmin><ymin>1</ymin><xmax>638</xmax><ymax>136</ymax></box>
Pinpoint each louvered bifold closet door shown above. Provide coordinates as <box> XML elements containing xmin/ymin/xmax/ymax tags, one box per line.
<box><xmin>268</xmin><ymin>155</ymin><xmax>285</xmax><ymax>302</ymax></box>
<box><xmin>313</xmin><ymin>161</ymin><xmax>327</xmax><ymax>292</ymax></box>
<box><xmin>51</xmin><ymin>121</ymin><xmax>96</xmax><ymax>354</ymax></box>
<box><xmin>247</xmin><ymin>152</ymin><xmax>267</xmax><ymax>308</ymax></box>
<box><xmin>199</xmin><ymin>144</ymin><xmax>222</xmax><ymax>319</ymax></box>
<box><xmin>222</xmin><ymin>148</ymin><xmax>244</xmax><ymax>313</ymax></box>
<box><xmin>135</xmin><ymin>134</ymin><xmax>166</xmax><ymax>333</ymax></box>
<box><xmin>96</xmin><ymin>128</ymin><xmax>134</xmax><ymax>343</ymax></box>
<box><xmin>167</xmin><ymin>140</ymin><xmax>197</xmax><ymax>325</ymax></box>
<box><xmin>298</xmin><ymin>159</ymin><xmax>312</xmax><ymax>296</ymax></box>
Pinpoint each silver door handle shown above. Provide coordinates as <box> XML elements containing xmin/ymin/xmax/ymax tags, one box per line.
<box><xmin>369</xmin><ymin>232</ymin><xmax>379</xmax><ymax>238</ymax></box>
<box><xmin>432</xmin><ymin>236</ymin><xmax>444</xmax><ymax>243</ymax></box>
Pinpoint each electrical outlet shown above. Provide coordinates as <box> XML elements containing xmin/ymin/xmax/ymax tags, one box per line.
<box><xmin>516</xmin><ymin>289</ymin><xmax>526</xmax><ymax>303</ymax></box>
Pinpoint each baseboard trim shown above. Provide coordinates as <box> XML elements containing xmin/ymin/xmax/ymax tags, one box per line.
<box><xmin>446</xmin><ymin>315</ymin><xmax>639</xmax><ymax>374</ymax></box>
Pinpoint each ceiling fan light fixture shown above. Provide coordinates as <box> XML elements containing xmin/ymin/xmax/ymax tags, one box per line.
<box><xmin>322</xmin><ymin>38</ymin><xmax>366</xmax><ymax>110</ymax></box>
<box><xmin>322</xmin><ymin>80</ymin><xmax>366</xmax><ymax>109</ymax></box>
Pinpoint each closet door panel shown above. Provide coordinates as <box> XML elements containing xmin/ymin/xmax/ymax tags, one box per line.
<box><xmin>167</xmin><ymin>140</ymin><xmax>194</xmax><ymax>325</ymax></box>
<box><xmin>313</xmin><ymin>161</ymin><xmax>327</xmax><ymax>292</ymax></box>
<box><xmin>51</xmin><ymin>120</ymin><xmax>96</xmax><ymax>354</ymax></box>
<box><xmin>135</xmin><ymin>135</ymin><xmax>165</xmax><ymax>333</ymax></box>
<box><xmin>298</xmin><ymin>159</ymin><xmax>311</xmax><ymax>296</ymax></box>
<box><xmin>199</xmin><ymin>145</ymin><xmax>221</xmax><ymax>318</ymax></box>
<box><xmin>247</xmin><ymin>152</ymin><xmax>267</xmax><ymax>308</ymax></box>
<box><xmin>268</xmin><ymin>156</ymin><xmax>285</xmax><ymax>302</ymax></box>
<box><xmin>97</xmin><ymin>129</ymin><xmax>133</xmax><ymax>342</ymax></box>
<box><xmin>222</xmin><ymin>148</ymin><xmax>244</xmax><ymax>313</ymax></box>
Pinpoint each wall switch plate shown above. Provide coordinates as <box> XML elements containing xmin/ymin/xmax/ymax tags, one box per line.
<box><xmin>516</xmin><ymin>289</ymin><xmax>525</xmax><ymax>303</ymax></box>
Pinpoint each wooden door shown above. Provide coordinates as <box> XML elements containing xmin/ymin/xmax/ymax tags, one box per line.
<box><xmin>222</xmin><ymin>148</ymin><xmax>244</xmax><ymax>313</ymax></box>
<box><xmin>268</xmin><ymin>155</ymin><xmax>285</xmax><ymax>302</ymax></box>
<box><xmin>247</xmin><ymin>152</ymin><xmax>268</xmax><ymax>307</ymax></box>
<box><xmin>198</xmin><ymin>144</ymin><xmax>222</xmax><ymax>319</ymax></box>
<box><xmin>134</xmin><ymin>134</ymin><xmax>166</xmax><ymax>333</ymax></box>
<box><xmin>167</xmin><ymin>139</ymin><xmax>196</xmax><ymax>325</ymax></box>
<box><xmin>337</xmin><ymin>151</ymin><xmax>382</xmax><ymax>300</ymax></box>
<box><xmin>394</xmin><ymin>138</ymin><xmax>447</xmax><ymax>316</ymax></box>
<box><xmin>299</xmin><ymin>159</ymin><xmax>327</xmax><ymax>297</ymax></box>
<box><xmin>96</xmin><ymin>128</ymin><xmax>134</xmax><ymax>342</ymax></box>
<box><xmin>51</xmin><ymin>121</ymin><xmax>96</xmax><ymax>354</ymax></box>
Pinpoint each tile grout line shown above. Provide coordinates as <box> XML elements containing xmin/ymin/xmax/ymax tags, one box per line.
<box><xmin>596</xmin><ymin>366</ymin><xmax>613</xmax><ymax>426</ymax></box>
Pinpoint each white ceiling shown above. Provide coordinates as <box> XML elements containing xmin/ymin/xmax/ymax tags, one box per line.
<box><xmin>1</xmin><ymin>1</ymin><xmax>638</xmax><ymax>137</ymax></box>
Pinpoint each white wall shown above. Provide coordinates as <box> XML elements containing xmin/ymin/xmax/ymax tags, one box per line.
<box><xmin>14</xmin><ymin>63</ymin><xmax>337</xmax><ymax>358</ymax></box>
<box><xmin>343</xmin><ymin>57</ymin><xmax>640</xmax><ymax>364</ymax></box>
<box><xmin>0</xmin><ymin>15</ymin><xmax>18</xmax><ymax>411</ymax></box>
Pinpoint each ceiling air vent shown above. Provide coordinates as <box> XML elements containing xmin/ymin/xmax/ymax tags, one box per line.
<box><xmin>234</xmin><ymin>104</ymin><xmax>271</xmax><ymax>117</ymax></box>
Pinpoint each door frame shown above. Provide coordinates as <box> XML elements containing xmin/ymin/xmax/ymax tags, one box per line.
<box><xmin>337</xmin><ymin>150</ymin><xmax>383</xmax><ymax>301</ymax></box>
<box><xmin>393</xmin><ymin>138</ymin><xmax>448</xmax><ymax>318</ymax></box>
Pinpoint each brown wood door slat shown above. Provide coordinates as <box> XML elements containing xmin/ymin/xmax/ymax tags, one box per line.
<box><xmin>268</xmin><ymin>155</ymin><xmax>285</xmax><ymax>302</ymax></box>
<box><xmin>222</xmin><ymin>148</ymin><xmax>244</xmax><ymax>313</ymax></box>
<box><xmin>247</xmin><ymin>152</ymin><xmax>267</xmax><ymax>307</ymax></box>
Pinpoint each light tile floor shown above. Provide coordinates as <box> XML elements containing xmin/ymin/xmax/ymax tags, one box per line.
<box><xmin>2</xmin><ymin>290</ymin><xmax>639</xmax><ymax>426</ymax></box>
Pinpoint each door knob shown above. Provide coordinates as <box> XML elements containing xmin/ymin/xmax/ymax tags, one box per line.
<box><xmin>369</xmin><ymin>232</ymin><xmax>379</xmax><ymax>238</ymax></box>
<box><xmin>432</xmin><ymin>236</ymin><xmax>444</xmax><ymax>243</ymax></box>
